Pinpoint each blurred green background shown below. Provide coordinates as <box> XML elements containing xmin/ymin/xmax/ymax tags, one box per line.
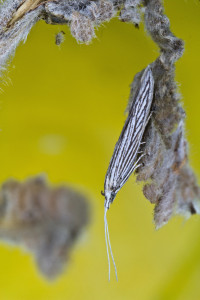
<box><xmin>0</xmin><ymin>0</ymin><xmax>200</xmax><ymax>299</ymax></box>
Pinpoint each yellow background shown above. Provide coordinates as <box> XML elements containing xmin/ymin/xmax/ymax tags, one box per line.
<box><xmin>0</xmin><ymin>0</ymin><xmax>200</xmax><ymax>299</ymax></box>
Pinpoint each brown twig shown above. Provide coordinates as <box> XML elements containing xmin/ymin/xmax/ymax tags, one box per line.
<box><xmin>8</xmin><ymin>0</ymin><xmax>54</xmax><ymax>26</ymax></box>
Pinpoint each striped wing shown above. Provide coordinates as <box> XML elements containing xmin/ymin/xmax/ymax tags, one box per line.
<box><xmin>104</xmin><ymin>66</ymin><xmax>154</xmax><ymax>197</ymax></box>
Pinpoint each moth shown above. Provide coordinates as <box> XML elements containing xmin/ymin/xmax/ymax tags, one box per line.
<box><xmin>102</xmin><ymin>65</ymin><xmax>154</xmax><ymax>280</ymax></box>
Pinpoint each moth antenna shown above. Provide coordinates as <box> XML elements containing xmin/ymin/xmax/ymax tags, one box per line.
<box><xmin>104</xmin><ymin>207</ymin><xmax>118</xmax><ymax>281</ymax></box>
<box><xmin>106</xmin><ymin>219</ymin><xmax>118</xmax><ymax>281</ymax></box>
<box><xmin>104</xmin><ymin>207</ymin><xmax>111</xmax><ymax>280</ymax></box>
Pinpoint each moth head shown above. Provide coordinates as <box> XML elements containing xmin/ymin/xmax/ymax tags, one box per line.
<box><xmin>104</xmin><ymin>190</ymin><xmax>116</xmax><ymax>210</ymax></box>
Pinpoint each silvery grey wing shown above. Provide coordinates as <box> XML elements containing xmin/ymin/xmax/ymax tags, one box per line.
<box><xmin>104</xmin><ymin>66</ymin><xmax>154</xmax><ymax>200</ymax></box>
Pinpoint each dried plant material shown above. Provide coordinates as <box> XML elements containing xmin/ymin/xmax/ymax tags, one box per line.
<box><xmin>0</xmin><ymin>0</ymin><xmax>145</xmax><ymax>71</ymax></box>
<box><xmin>120</xmin><ymin>0</ymin><xmax>143</xmax><ymax>27</ymax></box>
<box><xmin>0</xmin><ymin>0</ymin><xmax>118</xmax><ymax>71</ymax></box>
<box><xmin>0</xmin><ymin>176</ymin><xmax>89</xmax><ymax>279</ymax></box>
<box><xmin>131</xmin><ymin>0</ymin><xmax>200</xmax><ymax>228</ymax></box>
<box><xmin>70</xmin><ymin>11</ymin><xmax>95</xmax><ymax>44</ymax></box>
<box><xmin>44</xmin><ymin>0</ymin><xmax>116</xmax><ymax>43</ymax></box>
<box><xmin>0</xmin><ymin>0</ymin><xmax>43</xmax><ymax>73</ymax></box>
<box><xmin>8</xmin><ymin>0</ymin><xmax>45</xmax><ymax>26</ymax></box>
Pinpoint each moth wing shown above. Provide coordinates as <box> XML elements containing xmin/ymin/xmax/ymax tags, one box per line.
<box><xmin>105</xmin><ymin>66</ymin><xmax>154</xmax><ymax>194</ymax></box>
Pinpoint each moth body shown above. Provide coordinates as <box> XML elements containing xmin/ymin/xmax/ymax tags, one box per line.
<box><xmin>103</xmin><ymin>65</ymin><xmax>154</xmax><ymax>280</ymax></box>
<box><xmin>104</xmin><ymin>65</ymin><xmax>154</xmax><ymax>210</ymax></box>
